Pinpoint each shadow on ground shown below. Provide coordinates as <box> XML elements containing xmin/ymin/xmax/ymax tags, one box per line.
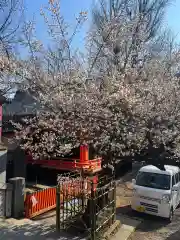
<box><xmin>116</xmin><ymin>162</ymin><xmax>142</xmax><ymax>184</ymax></box>
<box><xmin>117</xmin><ymin>205</ymin><xmax>172</xmax><ymax>231</ymax></box>
<box><xmin>166</xmin><ymin>229</ymin><xmax>180</xmax><ymax>240</ymax></box>
<box><xmin>33</xmin><ymin>210</ymin><xmax>56</xmax><ymax>223</ymax></box>
<box><xmin>0</xmin><ymin>222</ymin><xmax>86</xmax><ymax>240</ymax></box>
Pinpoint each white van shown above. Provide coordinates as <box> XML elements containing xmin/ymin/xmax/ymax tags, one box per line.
<box><xmin>131</xmin><ymin>165</ymin><xmax>180</xmax><ymax>222</ymax></box>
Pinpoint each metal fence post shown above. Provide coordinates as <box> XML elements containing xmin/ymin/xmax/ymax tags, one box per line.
<box><xmin>56</xmin><ymin>185</ymin><xmax>60</xmax><ymax>231</ymax></box>
<box><xmin>81</xmin><ymin>170</ymin><xmax>85</xmax><ymax>210</ymax></box>
<box><xmin>90</xmin><ymin>180</ymin><xmax>96</xmax><ymax>240</ymax></box>
<box><xmin>112</xmin><ymin>180</ymin><xmax>116</xmax><ymax>223</ymax></box>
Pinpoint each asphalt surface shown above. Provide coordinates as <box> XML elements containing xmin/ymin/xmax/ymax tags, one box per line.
<box><xmin>124</xmin><ymin>203</ymin><xmax>180</xmax><ymax>239</ymax></box>
<box><xmin>118</xmin><ymin>163</ymin><xmax>180</xmax><ymax>240</ymax></box>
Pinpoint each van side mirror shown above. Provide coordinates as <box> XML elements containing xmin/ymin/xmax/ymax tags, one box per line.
<box><xmin>132</xmin><ymin>179</ymin><xmax>136</xmax><ymax>185</ymax></box>
<box><xmin>172</xmin><ymin>185</ymin><xmax>178</xmax><ymax>191</ymax></box>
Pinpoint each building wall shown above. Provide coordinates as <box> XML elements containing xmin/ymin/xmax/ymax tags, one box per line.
<box><xmin>6</xmin><ymin>148</ymin><xmax>26</xmax><ymax>181</ymax></box>
<box><xmin>0</xmin><ymin>150</ymin><xmax>7</xmax><ymax>183</ymax></box>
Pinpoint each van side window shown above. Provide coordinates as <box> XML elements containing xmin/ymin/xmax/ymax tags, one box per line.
<box><xmin>175</xmin><ymin>173</ymin><xmax>179</xmax><ymax>184</ymax></box>
<box><xmin>172</xmin><ymin>175</ymin><xmax>176</xmax><ymax>186</ymax></box>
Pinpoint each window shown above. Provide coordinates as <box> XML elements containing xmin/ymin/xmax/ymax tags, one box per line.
<box><xmin>175</xmin><ymin>173</ymin><xmax>179</xmax><ymax>184</ymax></box>
<box><xmin>172</xmin><ymin>175</ymin><xmax>176</xmax><ymax>186</ymax></box>
<box><xmin>136</xmin><ymin>172</ymin><xmax>171</xmax><ymax>190</ymax></box>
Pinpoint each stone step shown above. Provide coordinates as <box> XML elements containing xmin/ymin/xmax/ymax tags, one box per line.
<box><xmin>103</xmin><ymin>220</ymin><xmax>121</xmax><ymax>239</ymax></box>
<box><xmin>110</xmin><ymin>214</ymin><xmax>142</xmax><ymax>240</ymax></box>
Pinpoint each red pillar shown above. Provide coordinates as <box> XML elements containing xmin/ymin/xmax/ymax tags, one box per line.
<box><xmin>80</xmin><ymin>144</ymin><xmax>89</xmax><ymax>165</ymax></box>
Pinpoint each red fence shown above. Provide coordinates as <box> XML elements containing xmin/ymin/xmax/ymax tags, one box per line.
<box><xmin>24</xmin><ymin>176</ymin><xmax>98</xmax><ymax>219</ymax></box>
<box><xmin>25</xmin><ymin>187</ymin><xmax>56</xmax><ymax>218</ymax></box>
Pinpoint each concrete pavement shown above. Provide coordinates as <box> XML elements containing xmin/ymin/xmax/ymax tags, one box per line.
<box><xmin>111</xmin><ymin>214</ymin><xmax>142</xmax><ymax>240</ymax></box>
<box><xmin>0</xmin><ymin>218</ymin><xmax>86</xmax><ymax>240</ymax></box>
<box><xmin>0</xmin><ymin>215</ymin><xmax>141</xmax><ymax>240</ymax></box>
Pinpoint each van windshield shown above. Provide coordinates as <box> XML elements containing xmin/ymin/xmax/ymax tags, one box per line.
<box><xmin>136</xmin><ymin>172</ymin><xmax>171</xmax><ymax>190</ymax></box>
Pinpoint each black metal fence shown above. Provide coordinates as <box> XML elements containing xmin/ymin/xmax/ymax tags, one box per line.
<box><xmin>56</xmin><ymin>171</ymin><xmax>116</xmax><ymax>240</ymax></box>
<box><xmin>91</xmin><ymin>175</ymin><xmax>116</xmax><ymax>239</ymax></box>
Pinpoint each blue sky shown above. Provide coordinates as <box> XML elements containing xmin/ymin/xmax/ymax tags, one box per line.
<box><xmin>25</xmin><ymin>0</ymin><xmax>180</xmax><ymax>49</ymax></box>
<box><xmin>165</xmin><ymin>0</ymin><xmax>180</xmax><ymax>38</ymax></box>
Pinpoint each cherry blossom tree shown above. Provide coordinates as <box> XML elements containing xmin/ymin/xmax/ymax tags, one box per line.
<box><xmin>88</xmin><ymin>0</ymin><xmax>180</xmax><ymax>164</ymax></box>
<box><xmin>11</xmin><ymin>0</ymin><xmax>180</xmax><ymax>166</ymax></box>
<box><xmin>0</xmin><ymin>0</ymin><xmax>24</xmax><ymax>96</ymax></box>
<box><xmin>11</xmin><ymin>0</ymin><xmax>139</xmax><ymax>164</ymax></box>
<box><xmin>89</xmin><ymin>0</ymin><xmax>172</xmax><ymax>74</ymax></box>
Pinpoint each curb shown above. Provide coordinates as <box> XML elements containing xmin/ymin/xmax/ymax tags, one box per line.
<box><xmin>111</xmin><ymin>214</ymin><xmax>142</xmax><ymax>240</ymax></box>
<box><xmin>103</xmin><ymin>220</ymin><xmax>121</xmax><ymax>239</ymax></box>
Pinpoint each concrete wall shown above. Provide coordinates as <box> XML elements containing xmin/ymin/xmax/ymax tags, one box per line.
<box><xmin>0</xmin><ymin>182</ymin><xmax>12</xmax><ymax>217</ymax></box>
<box><xmin>6</xmin><ymin>148</ymin><xmax>26</xmax><ymax>181</ymax></box>
<box><xmin>12</xmin><ymin>148</ymin><xmax>26</xmax><ymax>178</ymax></box>
<box><xmin>0</xmin><ymin>150</ymin><xmax>7</xmax><ymax>183</ymax></box>
<box><xmin>9</xmin><ymin>177</ymin><xmax>25</xmax><ymax>218</ymax></box>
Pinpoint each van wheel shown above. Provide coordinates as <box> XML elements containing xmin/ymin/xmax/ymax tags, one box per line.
<box><xmin>168</xmin><ymin>208</ymin><xmax>174</xmax><ymax>223</ymax></box>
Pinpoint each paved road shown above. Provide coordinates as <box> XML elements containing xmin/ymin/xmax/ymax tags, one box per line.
<box><xmin>0</xmin><ymin>218</ymin><xmax>86</xmax><ymax>240</ymax></box>
<box><xmin>117</xmin><ymin>163</ymin><xmax>180</xmax><ymax>240</ymax></box>
<box><xmin>123</xmin><ymin>205</ymin><xmax>180</xmax><ymax>240</ymax></box>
